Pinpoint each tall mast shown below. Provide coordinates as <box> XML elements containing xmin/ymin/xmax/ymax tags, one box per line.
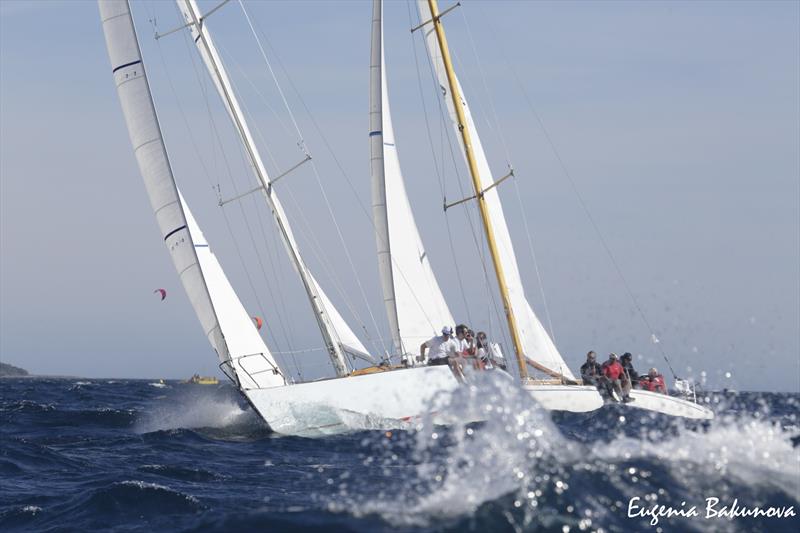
<box><xmin>425</xmin><ymin>0</ymin><xmax>528</xmax><ymax>379</ymax></box>
<box><xmin>176</xmin><ymin>0</ymin><xmax>349</xmax><ymax>377</ymax></box>
<box><xmin>369</xmin><ymin>0</ymin><xmax>401</xmax><ymax>354</ymax></box>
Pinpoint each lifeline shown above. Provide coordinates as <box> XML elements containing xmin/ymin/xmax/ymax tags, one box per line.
<box><xmin>627</xmin><ymin>496</ymin><xmax>796</xmax><ymax>526</ymax></box>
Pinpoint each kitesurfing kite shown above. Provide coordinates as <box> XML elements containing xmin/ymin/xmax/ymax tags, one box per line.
<box><xmin>154</xmin><ymin>288</ymin><xmax>166</xmax><ymax>301</ymax></box>
<box><xmin>252</xmin><ymin>316</ymin><xmax>263</xmax><ymax>331</ymax></box>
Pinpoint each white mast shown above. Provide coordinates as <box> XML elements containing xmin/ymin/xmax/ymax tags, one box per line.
<box><xmin>98</xmin><ymin>0</ymin><xmax>285</xmax><ymax>389</ymax></box>
<box><xmin>370</xmin><ymin>0</ymin><xmax>454</xmax><ymax>356</ymax></box>
<box><xmin>176</xmin><ymin>0</ymin><xmax>351</xmax><ymax>377</ymax></box>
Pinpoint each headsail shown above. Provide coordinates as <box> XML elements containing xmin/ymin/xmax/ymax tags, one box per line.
<box><xmin>416</xmin><ymin>1</ymin><xmax>575</xmax><ymax>380</ymax></box>
<box><xmin>181</xmin><ymin>193</ymin><xmax>285</xmax><ymax>389</ymax></box>
<box><xmin>98</xmin><ymin>0</ymin><xmax>285</xmax><ymax>388</ymax></box>
<box><xmin>370</xmin><ymin>0</ymin><xmax>454</xmax><ymax>357</ymax></box>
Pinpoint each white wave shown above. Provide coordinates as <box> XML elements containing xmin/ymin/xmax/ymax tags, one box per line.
<box><xmin>337</xmin><ymin>373</ymin><xmax>577</xmax><ymax>526</ymax></box>
<box><xmin>596</xmin><ymin>417</ymin><xmax>800</xmax><ymax>499</ymax></box>
<box><xmin>116</xmin><ymin>480</ymin><xmax>200</xmax><ymax>503</ymax></box>
<box><xmin>333</xmin><ymin>380</ymin><xmax>800</xmax><ymax>530</ymax></box>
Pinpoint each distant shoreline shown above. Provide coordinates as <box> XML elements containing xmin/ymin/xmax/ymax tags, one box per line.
<box><xmin>0</xmin><ymin>361</ymin><xmax>29</xmax><ymax>377</ymax></box>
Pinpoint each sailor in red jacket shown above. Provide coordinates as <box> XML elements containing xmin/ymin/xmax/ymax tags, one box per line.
<box><xmin>639</xmin><ymin>368</ymin><xmax>667</xmax><ymax>394</ymax></box>
<box><xmin>600</xmin><ymin>353</ymin><xmax>629</xmax><ymax>402</ymax></box>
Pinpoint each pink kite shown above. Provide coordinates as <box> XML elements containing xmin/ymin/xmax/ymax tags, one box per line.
<box><xmin>154</xmin><ymin>288</ymin><xmax>166</xmax><ymax>301</ymax></box>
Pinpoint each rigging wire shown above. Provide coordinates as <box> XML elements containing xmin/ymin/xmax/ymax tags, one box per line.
<box><xmin>149</xmin><ymin>0</ymin><xmax>304</xmax><ymax>379</ymax></box>
<box><xmin>475</xmin><ymin>3</ymin><xmax>679</xmax><ymax>379</ymax></box>
<box><xmin>409</xmin><ymin>0</ymin><xmax>513</xmax><ymax>348</ymax></box>
<box><xmin>406</xmin><ymin>0</ymin><xmax>473</xmax><ymax>326</ymax></box>
<box><xmin>236</xmin><ymin>3</ymin><xmax>476</xmax><ymax>356</ymax></box>
<box><xmin>214</xmin><ymin>40</ymin><xmax>376</xmax><ymax>353</ymax></box>
<box><xmin>457</xmin><ymin>7</ymin><xmax>559</xmax><ymax>346</ymax></box>
<box><xmin>237</xmin><ymin>0</ymin><xmax>389</xmax><ymax>358</ymax></box>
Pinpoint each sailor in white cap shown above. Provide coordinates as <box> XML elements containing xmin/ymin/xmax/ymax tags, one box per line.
<box><xmin>418</xmin><ymin>326</ymin><xmax>459</xmax><ymax>367</ymax></box>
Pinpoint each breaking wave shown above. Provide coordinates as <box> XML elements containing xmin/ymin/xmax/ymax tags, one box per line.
<box><xmin>326</xmin><ymin>376</ymin><xmax>800</xmax><ymax>531</ymax></box>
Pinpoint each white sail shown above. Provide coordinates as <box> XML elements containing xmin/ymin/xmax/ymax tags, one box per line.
<box><xmin>417</xmin><ymin>1</ymin><xmax>575</xmax><ymax>379</ymax></box>
<box><xmin>180</xmin><ymin>193</ymin><xmax>285</xmax><ymax>389</ymax></box>
<box><xmin>98</xmin><ymin>0</ymin><xmax>229</xmax><ymax>368</ymax></box>
<box><xmin>370</xmin><ymin>0</ymin><xmax>454</xmax><ymax>357</ymax></box>
<box><xmin>176</xmin><ymin>0</ymin><xmax>362</xmax><ymax>377</ymax></box>
<box><xmin>99</xmin><ymin>0</ymin><xmax>285</xmax><ymax>389</ymax></box>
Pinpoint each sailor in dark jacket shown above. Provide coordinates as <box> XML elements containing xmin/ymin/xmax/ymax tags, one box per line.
<box><xmin>580</xmin><ymin>351</ymin><xmax>603</xmax><ymax>385</ymax></box>
<box><xmin>619</xmin><ymin>352</ymin><xmax>638</xmax><ymax>403</ymax></box>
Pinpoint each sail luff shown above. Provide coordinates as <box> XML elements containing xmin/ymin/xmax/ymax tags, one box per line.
<box><xmin>176</xmin><ymin>0</ymin><xmax>352</xmax><ymax>377</ymax></box>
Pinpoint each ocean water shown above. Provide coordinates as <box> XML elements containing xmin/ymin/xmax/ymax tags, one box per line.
<box><xmin>1</xmin><ymin>377</ymin><xmax>797</xmax><ymax>532</ymax></box>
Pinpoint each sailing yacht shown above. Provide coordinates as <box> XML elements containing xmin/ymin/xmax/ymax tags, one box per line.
<box><xmin>98</xmin><ymin>0</ymin><xmax>712</xmax><ymax>437</ymax></box>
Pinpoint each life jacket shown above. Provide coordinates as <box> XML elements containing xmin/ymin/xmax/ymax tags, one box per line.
<box><xmin>603</xmin><ymin>361</ymin><xmax>623</xmax><ymax>380</ymax></box>
<box><xmin>640</xmin><ymin>375</ymin><xmax>666</xmax><ymax>393</ymax></box>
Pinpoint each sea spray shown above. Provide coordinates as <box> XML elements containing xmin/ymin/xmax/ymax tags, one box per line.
<box><xmin>324</xmin><ymin>377</ymin><xmax>800</xmax><ymax>531</ymax></box>
<box><xmin>134</xmin><ymin>386</ymin><xmax>260</xmax><ymax>434</ymax></box>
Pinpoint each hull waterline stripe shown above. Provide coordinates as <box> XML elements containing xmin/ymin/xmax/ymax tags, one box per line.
<box><xmin>112</xmin><ymin>60</ymin><xmax>142</xmax><ymax>73</ymax></box>
<box><xmin>163</xmin><ymin>225</ymin><xmax>187</xmax><ymax>241</ymax></box>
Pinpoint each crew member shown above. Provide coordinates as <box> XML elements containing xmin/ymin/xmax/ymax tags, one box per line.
<box><xmin>580</xmin><ymin>351</ymin><xmax>602</xmax><ymax>386</ymax></box>
<box><xmin>640</xmin><ymin>368</ymin><xmax>667</xmax><ymax>394</ymax></box>
<box><xmin>619</xmin><ymin>352</ymin><xmax>637</xmax><ymax>402</ymax></box>
<box><xmin>601</xmin><ymin>353</ymin><xmax>626</xmax><ymax>402</ymax></box>
<box><xmin>419</xmin><ymin>326</ymin><xmax>461</xmax><ymax>378</ymax></box>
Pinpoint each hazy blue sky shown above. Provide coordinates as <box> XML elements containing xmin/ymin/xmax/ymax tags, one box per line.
<box><xmin>1</xmin><ymin>0</ymin><xmax>798</xmax><ymax>392</ymax></box>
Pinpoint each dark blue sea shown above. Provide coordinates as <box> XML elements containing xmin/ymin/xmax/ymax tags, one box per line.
<box><xmin>1</xmin><ymin>377</ymin><xmax>798</xmax><ymax>532</ymax></box>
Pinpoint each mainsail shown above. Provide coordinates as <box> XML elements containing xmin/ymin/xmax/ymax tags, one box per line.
<box><xmin>98</xmin><ymin>0</ymin><xmax>285</xmax><ymax>388</ymax></box>
<box><xmin>176</xmin><ymin>0</ymin><xmax>367</xmax><ymax>375</ymax></box>
<box><xmin>370</xmin><ymin>0</ymin><xmax>454</xmax><ymax>357</ymax></box>
<box><xmin>416</xmin><ymin>1</ymin><xmax>575</xmax><ymax>380</ymax></box>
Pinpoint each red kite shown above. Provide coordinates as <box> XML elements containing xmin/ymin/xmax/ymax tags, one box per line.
<box><xmin>154</xmin><ymin>288</ymin><xmax>166</xmax><ymax>301</ymax></box>
<box><xmin>252</xmin><ymin>316</ymin><xmax>263</xmax><ymax>330</ymax></box>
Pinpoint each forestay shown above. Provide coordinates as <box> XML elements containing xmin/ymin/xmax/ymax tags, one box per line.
<box><xmin>416</xmin><ymin>1</ymin><xmax>575</xmax><ymax>379</ymax></box>
<box><xmin>370</xmin><ymin>0</ymin><xmax>454</xmax><ymax>357</ymax></box>
<box><xmin>98</xmin><ymin>0</ymin><xmax>231</xmax><ymax>375</ymax></box>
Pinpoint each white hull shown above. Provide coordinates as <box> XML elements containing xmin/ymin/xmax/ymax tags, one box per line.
<box><xmin>242</xmin><ymin>368</ymin><xmax>714</xmax><ymax>435</ymax></box>
<box><xmin>524</xmin><ymin>383</ymin><xmax>605</xmax><ymax>412</ymax></box>
<box><xmin>627</xmin><ymin>389</ymin><xmax>714</xmax><ymax>420</ymax></box>
<box><xmin>243</xmin><ymin>366</ymin><xmax>461</xmax><ymax>436</ymax></box>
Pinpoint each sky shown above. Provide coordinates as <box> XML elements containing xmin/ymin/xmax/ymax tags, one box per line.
<box><xmin>1</xmin><ymin>0</ymin><xmax>798</xmax><ymax>392</ymax></box>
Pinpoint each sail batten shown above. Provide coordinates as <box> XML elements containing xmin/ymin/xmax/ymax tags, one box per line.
<box><xmin>416</xmin><ymin>0</ymin><xmax>575</xmax><ymax>380</ymax></box>
<box><xmin>371</xmin><ymin>0</ymin><xmax>454</xmax><ymax>357</ymax></box>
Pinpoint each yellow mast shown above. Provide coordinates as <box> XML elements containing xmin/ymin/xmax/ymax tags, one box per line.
<box><xmin>426</xmin><ymin>0</ymin><xmax>529</xmax><ymax>380</ymax></box>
